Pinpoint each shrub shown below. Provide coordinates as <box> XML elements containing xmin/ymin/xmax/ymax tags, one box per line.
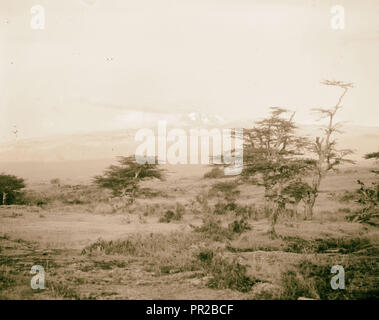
<box><xmin>204</xmin><ymin>167</ymin><xmax>224</xmax><ymax>179</ymax></box>
<box><xmin>197</xmin><ymin>248</ymin><xmax>214</xmax><ymax>265</ymax></box>
<box><xmin>209</xmin><ymin>181</ymin><xmax>240</xmax><ymax>201</ymax></box>
<box><xmin>81</xmin><ymin>232</ymin><xmax>200</xmax><ymax>258</ymax></box>
<box><xmin>346</xmin><ymin>180</ymin><xmax>378</xmax><ymax>226</ymax></box>
<box><xmin>159</xmin><ymin>203</ymin><xmax>185</xmax><ymax>223</ymax></box>
<box><xmin>82</xmin><ymin>238</ymin><xmax>137</xmax><ymax>255</ymax></box>
<box><xmin>191</xmin><ymin>194</ymin><xmax>212</xmax><ymax>214</ymax></box>
<box><xmin>235</xmin><ymin>204</ymin><xmax>261</xmax><ymax>220</ymax></box>
<box><xmin>213</xmin><ymin>201</ymin><xmax>237</xmax><ymax>215</ymax></box>
<box><xmin>313</xmin><ymin>237</ymin><xmax>373</xmax><ymax>255</ymax></box>
<box><xmin>195</xmin><ymin>251</ymin><xmax>257</xmax><ymax>292</ymax></box>
<box><xmin>50</xmin><ymin>178</ymin><xmax>61</xmax><ymax>186</ymax></box>
<box><xmin>228</xmin><ymin>218</ymin><xmax>251</xmax><ymax>234</ymax></box>
<box><xmin>280</xmin><ymin>268</ymin><xmax>320</xmax><ymax>300</ymax></box>
<box><xmin>338</xmin><ymin>190</ymin><xmax>357</xmax><ymax>203</ymax></box>
<box><xmin>280</xmin><ymin>259</ymin><xmax>379</xmax><ymax>300</ymax></box>
<box><xmin>283</xmin><ymin>236</ymin><xmax>373</xmax><ymax>254</ymax></box>
<box><xmin>22</xmin><ymin>193</ymin><xmax>50</xmax><ymax>207</ymax></box>
<box><xmin>139</xmin><ymin>188</ymin><xmax>167</xmax><ymax>198</ymax></box>
<box><xmin>159</xmin><ymin>210</ymin><xmax>180</xmax><ymax>223</ymax></box>
<box><xmin>193</xmin><ymin>217</ymin><xmax>233</xmax><ymax>241</ymax></box>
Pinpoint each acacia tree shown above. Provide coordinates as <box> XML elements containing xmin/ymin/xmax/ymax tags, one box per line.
<box><xmin>282</xmin><ymin>179</ymin><xmax>314</xmax><ymax>216</ymax></box>
<box><xmin>0</xmin><ymin>174</ymin><xmax>25</xmax><ymax>205</ymax></box>
<box><xmin>305</xmin><ymin>80</ymin><xmax>355</xmax><ymax>220</ymax></box>
<box><xmin>242</xmin><ymin>108</ymin><xmax>312</xmax><ymax>236</ymax></box>
<box><xmin>94</xmin><ymin>156</ymin><xmax>163</xmax><ymax>203</ymax></box>
<box><xmin>364</xmin><ymin>152</ymin><xmax>379</xmax><ymax>175</ymax></box>
<box><xmin>346</xmin><ymin>151</ymin><xmax>378</xmax><ymax>226</ymax></box>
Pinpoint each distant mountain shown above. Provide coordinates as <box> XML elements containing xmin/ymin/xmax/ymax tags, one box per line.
<box><xmin>0</xmin><ymin>120</ymin><xmax>377</xmax><ymax>182</ymax></box>
<box><xmin>0</xmin><ymin>123</ymin><xmax>377</xmax><ymax>163</ymax></box>
<box><xmin>0</xmin><ymin>130</ymin><xmax>137</xmax><ymax>162</ymax></box>
<box><xmin>297</xmin><ymin>124</ymin><xmax>379</xmax><ymax>161</ymax></box>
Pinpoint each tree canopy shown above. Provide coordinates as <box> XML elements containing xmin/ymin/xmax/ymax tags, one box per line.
<box><xmin>241</xmin><ymin>108</ymin><xmax>313</xmax><ymax>235</ymax></box>
<box><xmin>0</xmin><ymin>173</ymin><xmax>26</xmax><ymax>205</ymax></box>
<box><xmin>93</xmin><ymin>156</ymin><xmax>163</xmax><ymax>200</ymax></box>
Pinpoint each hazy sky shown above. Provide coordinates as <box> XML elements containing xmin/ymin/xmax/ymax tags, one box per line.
<box><xmin>1</xmin><ymin>0</ymin><xmax>379</xmax><ymax>141</ymax></box>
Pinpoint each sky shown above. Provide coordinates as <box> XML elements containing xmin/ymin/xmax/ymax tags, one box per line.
<box><xmin>1</xmin><ymin>0</ymin><xmax>379</xmax><ymax>141</ymax></box>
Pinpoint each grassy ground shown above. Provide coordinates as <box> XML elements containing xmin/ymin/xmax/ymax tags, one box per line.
<box><xmin>0</xmin><ymin>166</ymin><xmax>378</xmax><ymax>299</ymax></box>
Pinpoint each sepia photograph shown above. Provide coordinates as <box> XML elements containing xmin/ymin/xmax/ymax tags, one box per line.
<box><xmin>0</xmin><ymin>0</ymin><xmax>378</xmax><ymax>306</ymax></box>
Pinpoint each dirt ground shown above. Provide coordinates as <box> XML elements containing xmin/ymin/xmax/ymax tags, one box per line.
<box><xmin>0</xmin><ymin>165</ymin><xmax>378</xmax><ymax>300</ymax></box>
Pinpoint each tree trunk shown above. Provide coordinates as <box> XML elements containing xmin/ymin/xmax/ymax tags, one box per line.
<box><xmin>2</xmin><ymin>192</ymin><xmax>7</xmax><ymax>205</ymax></box>
<box><xmin>269</xmin><ymin>209</ymin><xmax>279</xmax><ymax>238</ymax></box>
<box><xmin>304</xmin><ymin>174</ymin><xmax>322</xmax><ymax>220</ymax></box>
<box><xmin>269</xmin><ymin>202</ymin><xmax>283</xmax><ymax>238</ymax></box>
<box><xmin>266</xmin><ymin>185</ymin><xmax>284</xmax><ymax>238</ymax></box>
<box><xmin>293</xmin><ymin>202</ymin><xmax>299</xmax><ymax>217</ymax></box>
<box><xmin>304</xmin><ymin>198</ymin><xmax>314</xmax><ymax>220</ymax></box>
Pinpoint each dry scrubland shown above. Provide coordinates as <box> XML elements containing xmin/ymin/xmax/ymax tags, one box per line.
<box><xmin>0</xmin><ymin>165</ymin><xmax>378</xmax><ymax>300</ymax></box>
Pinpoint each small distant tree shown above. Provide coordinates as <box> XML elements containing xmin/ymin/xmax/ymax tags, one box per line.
<box><xmin>364</xmin><ymin>151</ymin><xmax>379</xmax><ymax>175</ymax></box>
<box><xmin>346</xmin><ymin>151</ymin><xmax>379</xmax><ymax>226</ymax></box>
<box><xmin>0</xmin><ymin>174</ymin><xmax>26</xmax><ymax>205</ymax></box>
<box><xmin>93</xmin><ymin>156</ymin><xmax>163</xmax><ymax>203</ymax></box>
<box><xmin>282</xmin><ymin>179</ymin><xmax>314</xmax><ymax>216</ymax></box>
<box><xmin>50</xmin><ymin>178</ymin><xmax>61</xmax><ymax>186</ymax></box>
<box><xmin>346</xmin><ymin>180</ymin><xmax>378</xmax><ymax>226</ymax></box>
<box><xmin>305</xmin><ymin>80</ymin><xmax>355</xmax><ymax>220</ymax></box>
<box><xmin>204</xmin><ymin>166</ymin><xmax>225</xmax><ymax>179</ymax></box>
<box><xmin>242</xmin><ymin>108</ymin><xmax>312</xmax><ymax>236</ymax></box>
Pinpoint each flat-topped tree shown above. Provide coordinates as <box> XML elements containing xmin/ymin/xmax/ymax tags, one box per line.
<box><xmin>346</xmin><ymin>151</ymin><xmax>378</xmax><ymax>226</ymax></box>
<box><xmin>365</xmin><ymin>152</ymin><xmax>379</xmax><ymax>160</ymax></box>
<box><xmin>364</xmin><ymin>152</ymin><xmax>379</xmax><ymax>175</ymax></box>
<box><xmin>242</xmin><ymin>107</ymin><xmax>313</xmax><ymax>237</ymax></box>
<box><xmin>0</xmin><ymin>173</ymin><xmax>25</xmax><ymax>205</ymax></box>
<box><xmin>94</xmin><ymin>156</ymin><xmax>163</xmax><ymax>203</ymax></box>
<box><xmin>305</xmin><ymin>80</ymin><xmax>355</xmax><ymax>220</ymax></box>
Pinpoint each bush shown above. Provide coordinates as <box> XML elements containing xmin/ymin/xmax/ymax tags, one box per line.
<box><xmin>280</xmin><ymin>268</ymin><xmax>321</xmax><ymax>300</ymax></box>
<box><xmin>194</xmin><ymin>214</ymin><xmax>252</xmax><ymax>241</ymax></box>
<box><xmin>159</xmin><ymin>210</ymin><xmax>182</xmax><ymax>223</ymax></box>
<box><xmin>346</xmin><ymin>180</ymin><xmax>378</xmax><ymax>226</ymax></box>
<box><xmin>20</xmin><ymin>191</ymin><xmax>50</xmax><ymax>206</ymax></box>
<box><xmin>209</xmin><ymin>181</ymin><xmax>240</xmax><ymax>201</ymax></box>
<box><xmin>81</xmin><ymin>232</ymin><xmax>200</xmax><ymax>258</ymax></box>
<box><xmin>280</xmin><ymin>259</ymin><xmax>379</xmax><ymax>300</ymax></box>
<box><xmin>195</xmin><ymin>250</ymin><xmax>257</xmax><ymax>292</ymax></box>
<box><xmin>50</xmin><ymin>178</ymin><xmax>61</xmax><ymax>186</ymax></box>
<box><xmin>20</xmin><ymin>185</ymin><xmax>110</xmax><ymax>207</ymax></box>
<box><xmin>193</xmin><ymin>217</ymin><xmax>233</xmax><ymax>241</ymax></box>
<box><xmin>338</xmin><ymin>190</ymin><xmax>357</xmax><ymax>203</ymax></box>
<box><xmin>204</xmin><ymin>167</ymin><xmax>224</xmax><ymax>179</ymax></box>
<box><xmin>207</xmin><ymin>258</ymin><xmax>255</xmax><ymax>292</ymax></box>
<box><xmin>82</xmin><ymin>238</ymin><xmax>137</xmax><ymax>255</ymax></box>
<box><xmin>197</xmin><ymin>248</ymin><xmax>214</xmax><ymax>264</ymax></box>
<box><xmin>159</xmin><ymin>203</ymin><xmax>185</xmax><ymax>223</ymax></box>
<box><xmin>228</xmin><ymin>218</ymin><xmax>251</xmax><ymax>234</ymax></box>
<box><xmin>283</xmin><ymin>236</ymin><xmax>374</xmax><ymax>255</ymax></box>
<box><xmin>213</xmin><ymin>201</ymin><xmax>237</xmax><ymax>215</ymax></box>
<box><xmin>338</xmin><ymin>207</ymin><xmax>351</xmax><ymax>213</ymax></box>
